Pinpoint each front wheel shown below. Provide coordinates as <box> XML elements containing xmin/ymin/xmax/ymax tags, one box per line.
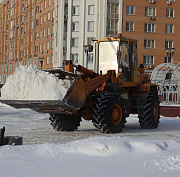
<box><xmin>93</xmin><ymin>93</ymin><xmax>126</xmax><ymax>133</ymax></box>
<box><xmin>139</xmin><ymin>92</ymin><xmax>160</xmax><ymax>129</ymax></box>
<box><xmin>49</xmin><ymin>114</ymin><xmax>81</xmax><ymax>131</ymax></box>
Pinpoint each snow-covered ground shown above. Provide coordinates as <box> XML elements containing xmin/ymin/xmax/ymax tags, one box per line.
<box><xmin>0</xmin><ymin>103</ymin><xmax>180</xmax><ymax>177</ymax></box>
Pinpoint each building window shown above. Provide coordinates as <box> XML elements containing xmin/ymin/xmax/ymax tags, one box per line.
<box><xmin>19</xmin><ymin>61</ymin><xmax>22</xmax><ymax>66</ymax></box>
<box><xmin>72</xmin><ymin>22</ymin><xmax>79</xmax><ymax>31</ymax></box>
<box><xmin>21</xmin><ymin>27</ymin><xmax>24</xmax><ymax>34</ymax></box>
<box><xmin>10</xmin><ymin>41</ymin><xmax>13</xmax><ymax>51</ymax></box>
<box><xmin>126</xmin><ymin>22</ymin><xmax>134</xmax><ymax>32</ymax></box>
<box><xmin>44</xmin><ymin>14</ymin><xmax>46</xmax><ymax>22</ymax></box>
<box><xmin>36</xmin><ymin>6</ymin><xmax>40</xmax><ymax>14</ymax></box>
<box><xmin>28</xmin><ymin>59</ymin><xmax>32</xmax><ymax>66</ymax></box>
<box><xmin>35</xmin><ymin>46</ymin><xmax>38</xmax><ymax>53</ymax></box>
<box><xmin>47</xmin><ymin>26</ymin><xmax>50</xmax><ymax>35</ymax></box>
<box><xmin>10</xmin><ymin>31</ymin><xmax>14</xmax><ymax>38</ymax></box>
<box><xmin>47</xmin><ymin>41</ymin><xmax>49</xmax><ymax>50</ymax></box>
<box><xmin>34</xmin><ymin>57</ymin><xmax>38</xmax><ymax>66</ymax></box>
<box><xmin>145</xmin><ymin>7</ymin><xmax>156</xmax><ymax>16</ymax></box>
<box><xmin>87</xmin><ymin>37</ymin><xmax>94</xmax><ymax>45</ymax></box>
<box><xmin>43</xmin><ymin>28</ymin><xmax>46</xmax><ymax>36</ymax></box>
<box><xmin>144</xmin><ymin>39</ymin><xmax>155</xmax><ymax>49</ymax></box>
<box><xmin>166</xmin><ymin>24</ymin><xmax>174</xmax><ymax>34</ymax></box>
<box><xmin>107</xmin><ymin>1</ymin><xmax>119</xmax><ymax>36</ymax></box>
<box><xmin>166</xmin><ymin>8</ymin><xmax>174</xmax><ymax>18</ymax></box>
<box><xmin>47</xmin><ymin>55</ymin><xmax>49</xmax><ymax>64</ymax></box>
<box><xmin>53</xmin><ymin>9</ymin><xmax>55</xmax><ymax>18</ymax></box>
<box><xmin>73</xmin><ymin>6</ymin><xmax>80</xmax><ymax>16</ymax></box>
<box><xmin>9</xmin><ymin>63</ymin><xmax>12</xmax><ymax>71</ymax></box>
<box><xmin>36</xmin><ymin>33</ymin><xmax>39</xmax><ymax>40</ymax></box>
<box><xmin>21</xmin><ymin>39</ymin><xmax>23</xmax><ymax>46</ymax></box>
<box><xmin>49</xmin><ymin>0</ymin><xmax>51</xmax><ymax>6</ymax></box>
<box><xmin>20</xmin><ymin>51</ymin><xmax>23</xmax><ymax>57</ymax></box>
<box><xmin>43</xmin><ymin>42</ymin><xmax>46</xmax><ymax>50</ymax></box>
<box><xmin>88</xmin><ymin>21</ymin><xmax>94</xmax><ymax>31</ymax></box>
<box><xmin>72</xmin><ymin>54</ymin><xmax>78</xmax><ymax>63</ymax></box>
<box><xmin>40</xmin><ymin>30</ymin><xmax>42</xmax><ymax>38</ymax></box>
<box><xmin>88</xmin><ymin>5</ymin><xmax>95</xmax><ymax>15</ymax></box>
<box><xmin>143</xmin><ymin>55</ymin><xmax>154</xmax><ymax>65</ymax></box>
<box><xmin>40</xmin><ymin>2</ymin><xmax>43</xmax><ymax>10</ymax></box>
<box><xmin>11</xmin><ymin>8</ymin><xmax>14</xmax><ymax>16</ymax></box>
<box><xmin>40</xmin><ymin>16</ymin><xmax>42</xmax><ymax>24</ymax></box>
<box><xmin>165</xmin><ymin>40</ymin><xmax>173</xmax><ymax>49</ymax></box>
<box><xmin>36</xmin><ymin>19</ymin><xmax>39</xmax><ymax>27</ymax></box>
<box><xmin>165</xmin><ymin>56</ymin><xmax>172</xmax><ymax>63</ymax></box>
<box><xmin>145</xmin><ymin>23</ymin><xmax>155</xmax><ymax>33</ymax></box>
<box><xmin>127</xmin><ymin>5</ymin><xmax>135</xmax><ymax>15</ymax></box>
<box><xmin>9</xmin><ymin>52</ymin><xmax>13</xmax><ymax>60</ymax></box>
<box><xmin>44</xmin><ymin>0</ymin><xmax>47</xmax><ymax>8</ymax></box>
<box><xmin>48</xmin><ymin>11</ymin><xmax>51</xmax><ymax>20</ymax></box>
<box><xmin>40</xmin><ymin>44</ymin><xmax>42</xmax><ymax>52</ymax></box>
<box><xmin>72</xmin><ymin>38</ymin><xmax>79</xmax><ymax>47</ymax></box>
<box><xmin>15</xmin><ymin>62</ymin><xmax>18</xmax><ymax>69</ymax></box>
<box><xmin>10</xmin><ymin>19</ymin><xmax>14</xmax><ymax>29</ymax></box>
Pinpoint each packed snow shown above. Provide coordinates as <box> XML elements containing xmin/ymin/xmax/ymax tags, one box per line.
<box><xmin>1</xmin><ymin>65</ymin><xmax>71</xmax><ymax>100</ymax></box>
<box><xmin>0</xmin><ymin>103</ymin><xmax>180</xmax><ymax>177</ymax></box>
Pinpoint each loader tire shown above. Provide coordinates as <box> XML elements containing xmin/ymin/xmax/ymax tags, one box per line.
<box><xmin>49</xmin><ymin>114</ymin><xmax>81</xmax><ymax>131</ymax></box>
<box><xmin>139</xmin><ymin>92</ymin><xmax>160</xmax><ymax>129</ymax></box>
<box><xmin>93</xmin><ymin>93</ymin><xmax>126</xmax><ymax>133</ymax></box>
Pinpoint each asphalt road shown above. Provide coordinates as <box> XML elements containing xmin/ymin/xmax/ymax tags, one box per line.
<box><xmin>0</xmin><ymin>103</ymin><xmax>180</xmax><ymax>145</ymax></box>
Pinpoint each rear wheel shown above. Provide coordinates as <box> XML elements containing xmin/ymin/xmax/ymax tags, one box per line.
<box><xmin>49</xmin><ymin>114</ymin><xmax>81</xmax><ymax>131</ymax></box>
<box><xmin>93</xmin><ymin>93</ymin><xmax>126</xmax><ymax>133</ymax></box>
<box><xmin>139</xmin><ymin>92</ymin><xmax>160</xmax><ymax>129</ymax></box>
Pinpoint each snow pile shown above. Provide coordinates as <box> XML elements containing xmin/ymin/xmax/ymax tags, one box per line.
<box><xmin>63</xmin><ymin>137</ymin><xmax>164</xmax><ymax>156</ymax></box>
<box><xmin>0</xmin><ymin>137</ymin><xmax>180</xmax><ymax>177</ymax></box>
<box><xmin>1</xmin><ymin>65</ymin><xmax>71</xmax><ymax>100</ymax></box>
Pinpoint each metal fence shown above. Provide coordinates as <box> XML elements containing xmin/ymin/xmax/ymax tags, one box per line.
<box><xmin>151</xmin><ymin>62</ymin><xmax>180</xmax><ymax>104</ymax></box>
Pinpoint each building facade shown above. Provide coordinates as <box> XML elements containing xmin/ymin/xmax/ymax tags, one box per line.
<box><xmin>122</xmin><ymin>0</ymin><xmax>180</xmax><ymax>73</ymax></box>
<box><xmin>0</xmin><ymin>0</ymin><xmax>179</xmax><ymax>84</ymax></box>
<box><xmin>0</xmin><ymin>0</ymin><xmax>54</xmax><ymax>83</ymax></box>
<box><xmin>54</xmin><ymin>0</ymin><xmax>122</xmax><ymax>69</ymax></box>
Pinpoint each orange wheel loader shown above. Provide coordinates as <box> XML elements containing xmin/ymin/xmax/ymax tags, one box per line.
<box><xmin>1</xmin><ymin>37</ymin><xmax>160</xmax><ymax>133</ymax></box>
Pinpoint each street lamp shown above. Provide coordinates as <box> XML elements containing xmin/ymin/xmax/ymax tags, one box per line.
<box><xmin>83</xmin><ymin>44</ymin><xmax>93</xmax><ymax>68</ymax></box>
<box><xmin>165</xmin><ymin>48</ymin><xmax>175</xmax><ymax>80</ymax></box>
<box><xmin>166</xmin><ymin>48</ymin><xmax>175</xmax><ymax>63</ymax></box>
<box><xmin>39</xmin><ymin>57</ymin><xmax>45</xmax><ymax>70</ymax></box>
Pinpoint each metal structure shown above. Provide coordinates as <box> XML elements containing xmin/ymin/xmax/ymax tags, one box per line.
<box><xmin>151</xmin><ymin>62</ymin><xmax>180</xmax><ymax>104</ymax></box>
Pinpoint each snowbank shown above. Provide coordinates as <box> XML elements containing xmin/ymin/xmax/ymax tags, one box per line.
<box><xmin>1</xmin><ymin>65</ymin><xmax>71</xmax><ymax>100</ymax></box>
<box><xmin>0</xmin><ymin>137</ymin><xmax>180</xmax><ymax>177</ymax></box>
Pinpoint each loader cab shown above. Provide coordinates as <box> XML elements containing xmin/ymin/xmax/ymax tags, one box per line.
<box><xmin>96</xmin><ymin>37</ymin><xmax>138</xmax><ymax>82</ymax></box>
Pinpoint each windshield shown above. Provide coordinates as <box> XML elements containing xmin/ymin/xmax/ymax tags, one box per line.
<box><xmin>99</xmin><ymin>41</ymin><xmax>119</xmax><ymax>74</ymax></box>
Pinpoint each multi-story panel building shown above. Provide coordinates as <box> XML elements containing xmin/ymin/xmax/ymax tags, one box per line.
<box><xmin>122</xmin><ymin>0</ymin><xmax>180</xmax><ymax>73</ymax></box>
<box><xmin>54</xmin><ymin>0</ymin><xmax>122</xmax><ymax>70</ymax></box>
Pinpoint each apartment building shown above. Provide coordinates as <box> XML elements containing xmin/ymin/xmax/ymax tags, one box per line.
<box><xmin>122</xmin><ymin>0</ymin><xmax>180</xmax><ymax>73</ymax></box>
<box><xmin>0</xmin><ymin>0</ymin><xmax>54</xmax><ymax>83</ymax></box>
<box><xmin>54</xmin><ymin>0</ymin><xmax>122</xmax><ymax>69</ymax></box>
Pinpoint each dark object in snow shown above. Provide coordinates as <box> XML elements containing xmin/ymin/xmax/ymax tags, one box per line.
<box><xmin>4</xmin><ymin>136</ymin><xmax>23</xmax><ymax>146</ymax></box>
<box><xmin>0</xmin><ymin>127</ymin><xmax>5</xmax><ymax>146</ymax></box>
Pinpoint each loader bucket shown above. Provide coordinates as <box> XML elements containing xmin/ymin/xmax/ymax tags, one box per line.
<box><xmin>0</xmin><ymin>75</ymin><xmax>86</xmax><ymax>114</ymax></box>
<box><xmin>63</xmin><ymin>75</ymin><xmax>86</xmax><ymax>110</ymax></box>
